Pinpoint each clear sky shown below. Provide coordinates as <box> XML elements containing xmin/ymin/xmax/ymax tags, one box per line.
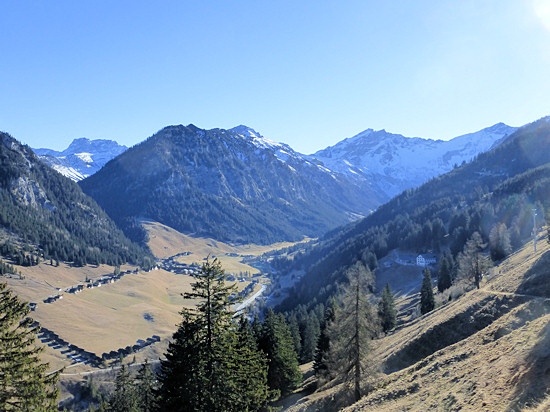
<box><xmin>1</xmin><ymin>1</ymin><xmax>550</xmax><ymax>154</ymax></box>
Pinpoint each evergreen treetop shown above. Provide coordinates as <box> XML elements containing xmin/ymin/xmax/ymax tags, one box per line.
<box><xmin>157</xmin><ymin>259</ymin><xmax>268</xmax><ymax>411</ymax></box>
<box><xmin>420</xmin><ymin>268</ymin><xmax>435</xmax><ymax>315</ymax></box>
<box><xmin>0</xmin><ymin>282</ymin><xmax>59</xmax><ymax>410</ymax></box>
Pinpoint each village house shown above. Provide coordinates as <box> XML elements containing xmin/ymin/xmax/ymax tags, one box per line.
<box><xmin>416</xmin><ymin>254</ymin><xmax>437</xmax><ymax>267</ymax></box>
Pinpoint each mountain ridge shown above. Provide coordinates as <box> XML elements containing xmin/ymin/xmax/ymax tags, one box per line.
<box><xmin>79</xmin><ymin>124</ymin><xmax>384</xmax><ymax>244</ymax></box>
<box><xmin>0</xmin><ymin>132</ymin><xmax>148</xmax><ymax>266</ymax></box>
<box><xmin>33</xmin><ymin>138</ymin><xmax>127</xmax><ymax>181</ymax></box>
<box><xmin>312</xmin><ymin>122</ymin><xmax>517</xmax><ymax>198</ymax></box>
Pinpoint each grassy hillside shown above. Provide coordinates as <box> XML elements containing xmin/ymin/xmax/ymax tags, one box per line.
<box><xmin>286</xmin><ymin>231</ymin><xmax>550</xmax><ymax>411</ymax></box>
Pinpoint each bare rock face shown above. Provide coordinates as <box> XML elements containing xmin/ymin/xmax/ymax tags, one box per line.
<box><xmin>10</xmin><ymin>176</ymin><xmax>52</xmax><ymax>210</ymax></box>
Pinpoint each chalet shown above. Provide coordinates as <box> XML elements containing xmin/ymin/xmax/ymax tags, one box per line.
<box><xmin>416</xmin><ymin>254</ymin><xmax>437</xmax><ymax>267</ymax></box>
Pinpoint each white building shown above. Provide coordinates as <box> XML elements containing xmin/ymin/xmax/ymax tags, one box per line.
<box><xmin>416</xmin><ymin>254</ymin><xmax>437</xmax><ymax>267</ymax></box>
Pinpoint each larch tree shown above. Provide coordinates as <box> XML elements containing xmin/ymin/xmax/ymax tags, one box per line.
<box><xmin>457</xmin><ymin>232</ymin><xmax>490</xmax><ymax>289</ymax></box>
<box><xmin>0</xmin><ymin>282</ymin><xmax>59</xmax><ymax>411</ymax></box>
<box><xmin>157</xmin><ymin>259</ymin><xmax>268</xmax><ymax>411</ymax></box>
<box><xmin>489</xmin><ymin>223</ymin><xmax>512</xmax><ymax>261</ymax></box>
<box><xmin>325</xmin><ymin>261</ymin><xmax>378</xmax><ymax>402</ymax></box>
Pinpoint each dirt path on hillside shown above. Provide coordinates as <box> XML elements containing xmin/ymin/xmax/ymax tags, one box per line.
<box><xmin>58</xmin><ymin>359</ymin><xmax>162</xmax><ymax>377</ymax></box>
<box><xmin>478</xmin><ymin>287</ymin><xmax>550</xmax><ymax>302</ymax></box>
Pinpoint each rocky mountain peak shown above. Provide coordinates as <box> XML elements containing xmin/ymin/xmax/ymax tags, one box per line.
<box><xmin>33</xmin><ymin>138</ymin><xmax>128</xmax><ymax>181</ymax></box>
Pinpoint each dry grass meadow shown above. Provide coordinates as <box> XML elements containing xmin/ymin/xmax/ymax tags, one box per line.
<box><xmin>2</xmin><ymin>219</ymin><xmax>305</xmax><ymax>375</ymax></box>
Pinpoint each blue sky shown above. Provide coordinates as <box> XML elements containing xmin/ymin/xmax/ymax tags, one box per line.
<box><xmin>1</xmin><ymin>1</ymin><xmax>550</xmax><ymax>154</ymax></box>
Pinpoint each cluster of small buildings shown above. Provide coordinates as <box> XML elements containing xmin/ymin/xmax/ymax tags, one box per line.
<box><xmin>35</xmin><ymin>320</ymin><xmax>162</xmax><ymax>366</ymax></box>
<box><xmin>100</xmin><ymin>335</ymin><xmax>161</xmax><ymax>362</ymax></box>
<box><xmin>43</xmin><ymin>294</ymin><xmax>63</xmax><ymax>304</ymax></box>
<box><xmin>36</xmin><ymin>324</ymin><xmax>103</xmax><ymax>365</ymax></box>
<box><xmin>41</xmin><ymin>269</ymin><xmax>143</xmax><ymax>304</ymax></box>
<box><xmin>161</xmin><ymin>259</ymin><xmax>199</xmax><ymax>275</ymax></box>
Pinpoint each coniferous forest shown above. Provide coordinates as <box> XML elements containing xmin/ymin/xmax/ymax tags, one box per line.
<box><xmin>0</xmin><ymin>132</ymin><xmax>152</xmax><ymax>267</ymax></box>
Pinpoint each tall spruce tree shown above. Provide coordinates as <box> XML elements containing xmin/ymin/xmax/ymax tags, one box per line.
<box><xmin>108</xmin><ymin>364</ymin><xmax>139</xmax><ymax>412</ymax></box>
<box><xmin>258</xmin><ymin>309</ymin><xmax>302</xmax><ymax>398</ymax></box>
<box><xmin>287</xmin><ymin>313</ymin><xmax>302</xmax><ymax>359</ymax></box>
<box><xmin>136</xmin><ymin>359</ymin><xmax>158</xmax><ymax>412</ymax></box>
<box><xmin>325</xmin><ymin>262</ymin><xmax>378</xmax><ymax>402</ymax></box>
<box><xmin>314</xmin><ymin>297</ymin><xmax>336</xmax><ymax>378</ymax></box>
<box><xmin>378</xmin><ymin>283</ymin><xmax>397</xmax><ymax>333</ymax></box>
<box><xmin>157</xmin><ymin>259</ymin><xmax>268</xmax><ymax>411</ymax></box>
<box><xmin>420</xmin><ymin>268</ymin><xmax>435</xmax><ymax>315</ymax></box>
<box><xmin>0</xmin><ymin>282</ymin><xmax>59</xmax><ymax>411</ymax></box>
<box><xmin>437</xmin><ymin>254</ymin><xmax>452</xmax><ymax>293</ymax></box>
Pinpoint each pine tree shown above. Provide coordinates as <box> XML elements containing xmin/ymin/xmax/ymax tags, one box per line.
<box><xmin>314</xmin><ymin>297</ymin><xmax>336</xmax><ymax>377</ymax></box>
<box><xmin>258</xmin><ymin>309</ymin><xmax>302</xmax><ymax>398</ymax></box>
<box><xmin>325</xmin><ymin>262</ymin><xmax>378</xmax><ymax>402</ymax></box>
<box><xmin>108</xmin><ymin>364</ymin><xmax>139</xmax><ymax>412</ymax></box>
<box><xmin>299</xmin><ymin>311</ymin><xmax>320</xmax><ymax>362</ymax></box>
<box><xmin>136</xmin><ymin>359</ymin><xmax>157</xmax><ymax>412</ymax></box>
<box><xmin>0</xmin><ymin>283</ymin><xmax>59</xmax><ymax>411</ymax></box>
<box><xmin>287</xmin><ymin>313</ymin><xmax>302</xmax><ymax>361</ymax></box>
<box><xmin>420</xmin><ymin>268</ymin><xmax>435</xmax><ymax>315</ymax></box>
<box><xmin>157</xmin><ymin>259</ymin><xmax>268</xmax><ymax>411</ymax></box>
<box><xmin>437</xmin><ymin>255</ymin><xmax>452</xmax><ymax>293</ymax></box>
<box><xmin>232</xmin><ymin>318</ymin><xmax>268</xmax><ymax>411</ymax></box>
<box><xmin>378</xmin><ymin>283</ymin><xmax>397</xmax><ymax>333</ymax></box>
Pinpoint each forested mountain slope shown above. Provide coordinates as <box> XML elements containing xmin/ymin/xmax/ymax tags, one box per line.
<box><xmin>278</xmin><ymin>117</ymin><xmax>550</xmax><ymax>311</ymax></box>
<box><xmin>79</xmin><ymin>124</ymin><xmax>385</xmax><ymax>244</ymax></box>
<box><xmin>288</xmin><ymin>232</ymin><xmax>550</xmax><ymax>411</ymax></box>
<box><xmin>0</xmin><ymin>132</ymin><xmax>148</xmax><ymax>266</ymax></box>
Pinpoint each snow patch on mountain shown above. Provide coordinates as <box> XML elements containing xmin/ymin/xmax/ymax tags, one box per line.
<box><xmin>230</xmin><ymin>125</ymin><xmax>310</xmax><ymax>166</ymax></box>
<box><xmin>33</xmin><ymin>138</ymin><xmax>127</xmax><ymax>181</ymax></box>
<box><xmin>312</xmin><ymin>123</ymin><xmax>517</xmax><ymax>198</ymax></box>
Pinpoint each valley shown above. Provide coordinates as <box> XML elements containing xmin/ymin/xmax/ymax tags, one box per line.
<box><xmin>0</xmin><ymin>116</ymin><xmax>549</xmax><ymax>411</ymax></box>
<box><xmin>1</xmin><ymin>220</ymin><xmax>307</xmax><ymax>404</ymax></box>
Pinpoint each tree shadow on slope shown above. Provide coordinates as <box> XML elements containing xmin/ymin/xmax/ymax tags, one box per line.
<box><xmin>507</xmin><ymin>313</ymin><xmax>550</xmax><ymax>411</ymax></box>
<box><xmin>516</xmin><ymin>250</ymin><xmax>550</xmax><ymax>298</ymax></box>
<box><xmin>384</xmin><ymin>295</ymin><xmax>521</xmax><ymax>374</ymax></box>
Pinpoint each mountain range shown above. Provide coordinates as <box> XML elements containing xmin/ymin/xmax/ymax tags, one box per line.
<box><xmin>278</xmin><ymin>116</ymin><xmax>550</xmax><ymax>310</ymax></box>
<box><xmin>35</xmin><ymin>122</ymin><xmax>516</xmax><ymax>245</ymax></box>
<box><xmin>78</xmin><ymin>124</ymin><xmax>384</xmax><ymax>244</ymax></box>
<box><xmin>34</xmin><ymin>138</ymin><xmax>127</xmax><ymax>181</ymax></box>
<box><xmin>312</xmin><ymin>122</ymin><xmax>516</xmax><ymax>198</ymax></box>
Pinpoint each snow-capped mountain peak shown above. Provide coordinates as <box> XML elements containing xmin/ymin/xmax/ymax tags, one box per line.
<box><xmin>33</xmin><ymin>138</ymin><xmax>127</xmax><ymax>181</ymax></box>
<box><xmin>230</xmin><ymin>125</ymin><xmax>305</xmax><ymax>164</ymax></box>
<box><xmin>312</xmin><ymin>123</ymin><xmax>517</xmax><ymax>198</ymax></box>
